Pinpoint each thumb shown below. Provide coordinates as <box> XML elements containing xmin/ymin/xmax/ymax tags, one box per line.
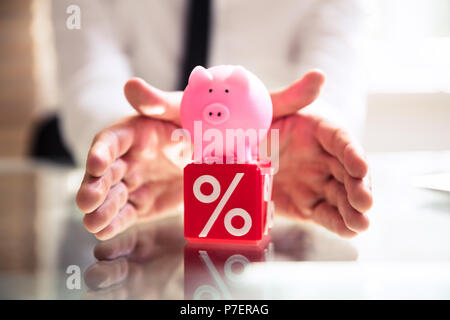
<box><xmin>271</xmin><ymin>70</ymin><xmax>326</xmax><ymax>119</ymax></box>
<box><xmin>124</xmin><ymin>78</ymin><xmax>182</xmax><ymax>125</ymax></box>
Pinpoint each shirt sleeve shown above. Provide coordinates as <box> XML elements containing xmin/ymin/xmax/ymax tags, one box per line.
<box><xmin>294</xmin><ymin>0</ymin><xmax>368</xmax><ymax>137</ymax></box>
<box><xmin>52</xmin><ymin>0</ymin><xmax>136</xmax><ymax>166</ymax></box>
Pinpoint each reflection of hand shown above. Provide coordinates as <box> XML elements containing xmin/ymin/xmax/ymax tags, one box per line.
<box><xmin>84</xmin><ymin>216</ymin><xmax>185</xmax><ymax>299</ymax></box>
<box><xmin>83</xmin><ymin>214</ymin><xmax>359</xmax><ymax>299</ymax></box>
<box><xmin>76</xmin><ymin>116</ymin><xmax>183</xmax><ymax>240</ymax></box>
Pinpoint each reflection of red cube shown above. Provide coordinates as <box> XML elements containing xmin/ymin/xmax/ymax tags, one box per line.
<box><xmin>184</xmin><ymin>163</ymin><xmax>274</xmax><ymax>245</ymax></box>
<box><xmin>184</xmin><ymin>239</ymin><xmax>273</xmax><ymax>299</ymax></box>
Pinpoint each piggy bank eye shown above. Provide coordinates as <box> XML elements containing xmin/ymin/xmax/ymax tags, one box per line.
<box><xmin>225</xmin><ymin>89</ymin><xmax>229</xmax><ymax>93</ymax></box>
<box><xmin>209</xmin><ymin>89</ymin><xmax>213</xmax><ymax>93</ymax></box>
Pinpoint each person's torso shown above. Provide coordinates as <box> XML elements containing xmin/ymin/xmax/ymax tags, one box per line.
<box><xmin>112</xmin><ymin>0</ymin><xmax>316</xmax><ymax>91</ymax></box>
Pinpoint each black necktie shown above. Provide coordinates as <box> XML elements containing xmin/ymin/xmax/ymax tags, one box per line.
<box><xmin>177</xmin><ymin>0</ymin><xmax>212</xmax><ymax>90</ymax></box>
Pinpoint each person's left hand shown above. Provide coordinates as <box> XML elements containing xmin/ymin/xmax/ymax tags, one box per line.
<box><xmin>269</xmin><ymin>112</ymin><xmax>372</xmax><ymax>238</ymax></box>
<box><xmin>263</xmin><ymin>74</ymin><xmax>372</xmax><ymax>237</ymax></box>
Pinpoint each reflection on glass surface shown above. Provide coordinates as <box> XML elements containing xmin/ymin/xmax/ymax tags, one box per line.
<box><xmin>83</xmin><ymin>216</ymin><xmax>185</xmax><ymax>299</ymax></box>
<box><xmin>184</xmin><ymin>238</ymin><xmax>274</xmax><ymax>300</ymax></box>
<box><xmin>1</xmin><ymin>153</ymin><xmax>450</xmax><ymax>299</ymax></box>
<box><xmin>83</xmin><ymin>215</ymin><xmax>357</xmax><ymax>300</ymax></box>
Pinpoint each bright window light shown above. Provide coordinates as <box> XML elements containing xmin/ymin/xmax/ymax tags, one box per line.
<box><xmin>364</xmin><ymin>0</ymin><xmax>450</xmax><ymax>93</ymax></box>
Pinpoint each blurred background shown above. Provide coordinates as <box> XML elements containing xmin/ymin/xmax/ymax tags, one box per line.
<box><xmin>0</xmin><ymin>0</ymin><xmax>449</xmax><ymax>299</ymax></box>
<box><xmin>1</xmin><ymin>0</ymin><xmax>449</xmax><ymax>161</ymax></box>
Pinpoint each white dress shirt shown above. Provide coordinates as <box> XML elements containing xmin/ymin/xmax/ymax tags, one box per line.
<box><xmin>52</xmin><ymin>0</ymin><xmax>367</xmax><ymax>165</ymax></box>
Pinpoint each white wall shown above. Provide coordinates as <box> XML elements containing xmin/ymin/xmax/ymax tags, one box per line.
<box><xmin>363</xmin><ymin>92</ymin><xmax>450</xmax><ymax>151</ymax></box>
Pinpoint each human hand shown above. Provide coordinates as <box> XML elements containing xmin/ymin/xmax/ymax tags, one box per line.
<box><xmin>269</xmin><ymin>113</ymin><xmax>372</xmax><ymax>237</ymax></box>
<box><xmin>76</xmin><ymin>115</ymin><xmax>184</xmax><ymax>240</ymax></box>
<box><xmin>260</xmin><ymin>71</ymin><xmax>372</xmax><ymax>237</ymax></box>
<box><xmin>122</xmin><ymin>70</ymin><xmax>325</xmax><ymax>124</ymax></box>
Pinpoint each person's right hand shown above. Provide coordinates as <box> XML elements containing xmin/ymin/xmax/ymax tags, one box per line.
<box><xmin>76</xmin><ymin>115</ymin><xmax>184</xmax><ymax>240</ymax></box>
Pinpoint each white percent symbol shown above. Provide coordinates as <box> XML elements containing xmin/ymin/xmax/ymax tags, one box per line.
<box><xmin>193</xmin><ymin>173</ymin><xmax>252</xmax><ymax>238</ymax></box>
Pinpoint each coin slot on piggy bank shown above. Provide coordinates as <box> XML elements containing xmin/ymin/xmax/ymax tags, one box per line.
<box><xmin>181</xmin><ymin>65</ymin><xmax>275</xmax><ymax>245</ymax></box>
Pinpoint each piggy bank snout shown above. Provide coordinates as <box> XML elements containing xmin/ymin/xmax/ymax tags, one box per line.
<box><xmin>203</xmin><ymin>103</ymin><xmax>230</xmax><ymax>125</ymax></box>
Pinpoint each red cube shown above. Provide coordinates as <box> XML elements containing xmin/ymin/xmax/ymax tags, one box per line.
<box><xmin>184</xmin><ymin>162</ymin><xmax>274</xmax><ymax>245</ymax></box>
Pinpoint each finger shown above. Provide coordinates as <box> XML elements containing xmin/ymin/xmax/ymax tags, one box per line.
<box><xmin>344</xmin><ymin>174</ymin><xmax>373</xmax><ymax>213</ymax></box>
<box><xmin>122</xmin><ymin>170</ymin><xmax>145</xmax><ymax>193</ymax></box>
<box><xmin>87</xmin><ymin>123</ymin><xmax>135</xmax><ymax>177</ymax></box>
<box><xmin>323</xmin><ymin>179</ymin><xmax>370</xmax><ymax>232</ymax></box>
<box><xmin>315</xmin><ymin>119</ymin><xmax>368</xmax><ymax>178</ymax></box>
<box><xmin>84</xmin><ymin>258</ymin><xmax>129</xmax><ymax>290</ymax></box>
<box><xmin>324</xmin><ymin>154</ymin><xmax>346</xmax><ymax>183</ymax></box>
<box><xmin>311</xmin><ymin>201</ymin><xmax>358</xmax><ymax>238</ymax></box>
<box><xmin>94</xmin><ymin>228</ymin><xmax>138</xmax><ymax>261</ymax></box>
<box><xmin>83</xmin><ymin>182</ymin><xmax>129</xmax><ymax>233</ymax></box>
<box><xmin>76</xmin><ymin>174</ymin><xmax>107</xmax><ymax>214</ymax></box>
<box><xmin>271</xmin><ymin>70</ymin><xmax>325</xmax><ymax>119</ymax></box>
<box><xmin>325</xmin><ymin>154</ymin><xmax>373</xmax><ymax>212</ymax></box>
<box><xmin>76</xmin><ymin>163</ymin><xmax>126</xmax><ymax>214</ymax></box>
<box><xmin>128</xmin><ymin>183</ymin><xmax>155</xmax><ymax>215</ymax></box>
<box><xmin>76</xmin><ymin>159</ymin><xmax>128</xmax><ymax>213</ymax></box>
<box><xmin>124</xmin><ymin>78</ymin><xmax>182</xmax><ymax>125</ymax></box>
<box><xmin>95</xmin><ymin>203</ymin><xmax>138</xmax><ymax>241</ymax></box>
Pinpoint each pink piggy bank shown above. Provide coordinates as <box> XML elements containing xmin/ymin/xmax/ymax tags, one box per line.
<box><xmin>180</xmin><ymin>65</ymin><xmax>272</xmax><ymax>163</ymax></box>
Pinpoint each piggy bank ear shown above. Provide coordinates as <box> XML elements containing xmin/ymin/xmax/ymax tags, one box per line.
<box><xmin>188</xmin><ymin>66</ymin><xmax>213</xmax><ymax>87</ymax></box>
<box><xmin>226</xmin><ymin>66</ymin><xmax>249</xmax><ymax>90</ymax></box>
